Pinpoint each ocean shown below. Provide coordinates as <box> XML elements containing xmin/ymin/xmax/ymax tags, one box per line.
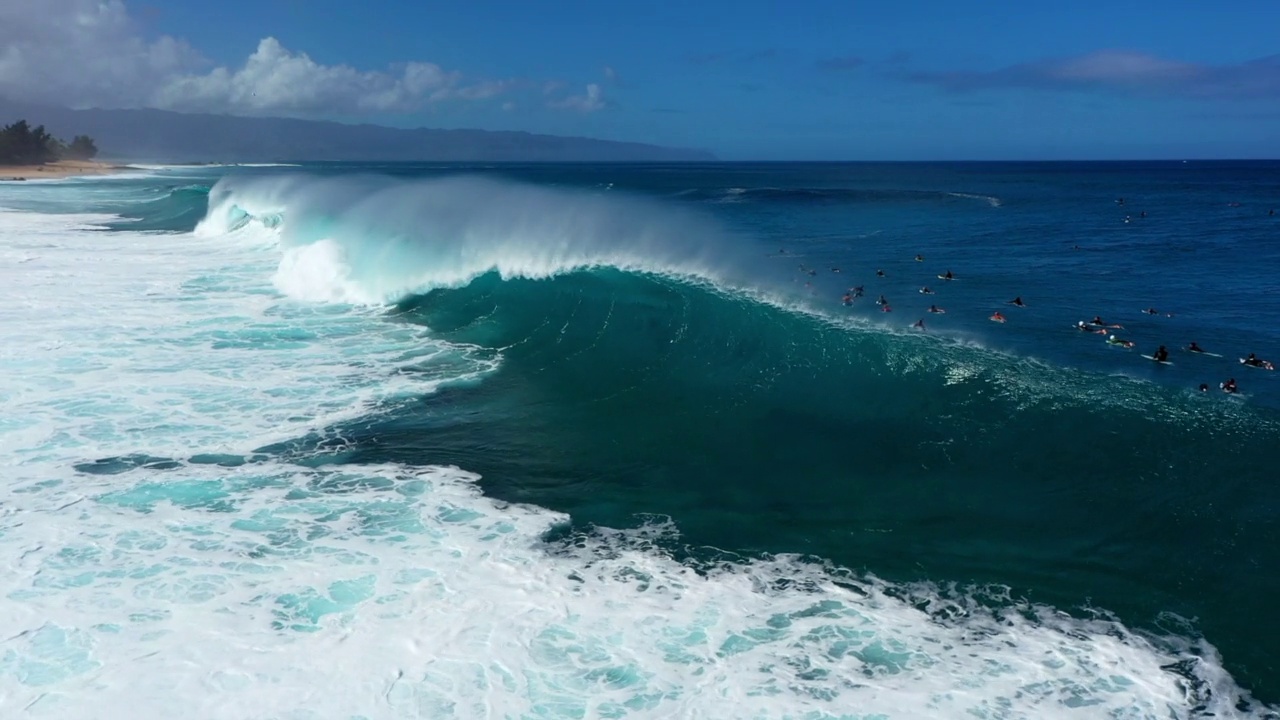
<box><xmin>2</xmin><ymin>161</ymin><xmax>1278</xmax><ymax>719</ymax></box>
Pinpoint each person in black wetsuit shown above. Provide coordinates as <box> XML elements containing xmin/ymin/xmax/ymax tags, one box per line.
<box><xmin>1188</xmin><ymin>341</ymin><xmax>1203</xmax><ymax>353</ymax></box>
<box><xmin>1222</xmin><ymin>378</ymin><xmax>1238</xmax><ymax>394</ymax></box>
<box><xmin>1154</xmin><ymin>345</ymin><xmax>1169</xmax><ymax>362</ymax></box>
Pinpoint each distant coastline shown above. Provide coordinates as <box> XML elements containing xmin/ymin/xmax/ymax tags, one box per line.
<box><xmin>0</xmin><ymin>160</ymin><xmax>130</xmax><ymax>181</ymax></box>
<box><xmin>0</xmin><ymin>100</ymin><xmax>715</xmax><ymax>163</ymax></box>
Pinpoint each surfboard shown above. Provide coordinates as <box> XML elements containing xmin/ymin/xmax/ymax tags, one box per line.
<box><xmin>1185</xmin><ymin>349</ymin><xmax>1223</xmax><ymax>358</ymax></box>
<box><xmin>1240</xmin><ymin>358</ymin><xmax>1275</xmax><ymax>370</ymax></box>
<box><xmin>989</xmin><ymin>315</ymin><xmax>1006</xmax><ymax>323</ymax></box>
<box><xmin>937</xmin><ymin>275</ymin><xmax>955</xmax><ymax>281</ymax></box>
<box><xmin>1141</xmin><ymin>354</ymin><xmax>1173</xmax><ymax>365</ymax></box>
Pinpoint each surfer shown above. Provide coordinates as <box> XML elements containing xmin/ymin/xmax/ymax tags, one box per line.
<box><xmin>1143</xmin><ymin>308</ymin><xmax>1159</xmax><ymax>315</ymax></box>
<box><xmin>1007</xmin><ymin>296</ymin><xmax>1025</xmax><ymax>307</ymax></box>
<box><xmin>1188</xmin><ymin>341</ymin><xmax>1204</xmax><ymax>353</ymax></box>
<box><xmin>1106</xmin><ymin>334</ymin><xmax>1135</xmax><ymax>349</ymax></box>
<box><xmin>1077</xmin><ymin>321</ymin><xmax>1105</xmax><ymax>334</ymax></box>
<box><xmin>876</xmin><ymin>269</ymin><xmax>886</xmax><ymax>278</ymax></box>
<box><xmin>1243</xmin><ymin>353</ymin><xmax>1275</xmax><ymax>370</ymax></box>
<box><xmin>876</xmin><ymin>294</ymin><xmax>888</xmax><ymax>306</ymax></box>
<box><xmin>942</xmin><ymin>270</ymin><xmax>954</xmax><ymax>280</ymax></box>
<box><xmin>1154</xmin><ymin>345</ymin><xmax>1169</xmax><ymax>363</ymax></box>
<box><xmin>928</xmin><ymin>304</ymin><xmax>945</xmax><ymax>314</ymax></box>
<box><xmin>920</xmin><ymin>286</ymin><xmax>934</xmax><ymax>295</ymax></box>
<box><xmin>913</xmin><ymin>318</ymin><xmax>925</xmax><ymax>330</ymax></box>
<box><xmin>1199</xmin><ymin>383</ymin><xmax>1209</xmax><ymax>392</ymax></box>
<box><xmin>841</xmin><ymin>293</ymin><xmax>852</xmax><ymax>306</ymax></box>
<box><xmin>990</xmin><ymin>311</ymin><xmax>1006</xmax><ymax>323</ymax></box>
<box><xmin>915</xmin><ymin>254</ymin><xmax>924</xmax><ymax>262</ymax></box>
<box><xmin>831</xmin><ymin>267</ymin><xmax>841</xmax><ymax>273</ymax></box>
<box><xmin>851</xmin><ymin>285</ymin><xmax>864</xmax><ymax>298</ymax></box>
<box><xmin>1222</xmin><ymin>378</ymin><xmax>1238</xmax><ymax>394</ymax></box>
<box><xmin>1090</xmin><ymin>316</ymin><xmax>1123</xmax><ymax>329</ymax></box>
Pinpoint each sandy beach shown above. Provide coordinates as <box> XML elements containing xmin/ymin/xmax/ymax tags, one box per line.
<box><xmin>0</xmin><ymin>160</ymin><xmax>132</xmax><ymax>181</ymax></box>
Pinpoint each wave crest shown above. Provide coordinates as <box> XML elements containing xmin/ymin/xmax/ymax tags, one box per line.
<box><xmin>198</xmin><ymin>173</ymin><xmax>755</xmax><ymax>305</ymax></box>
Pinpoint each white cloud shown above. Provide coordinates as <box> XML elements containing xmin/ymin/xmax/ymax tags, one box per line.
<box><xmin>0</xmin><ymin>0</ymin><xmax>200</xmax><ymax>108</ymax></box>
<box><xmin>549</xmin><ymin>83</ymin><xmax>606</xmax><ymax>113</ymax></box>
<box><xmin>0</xmin><ymin>0</ymin><xmax>519</xmax><ymax>116</ymax></box>
<box><xmin>151</xmin><ymin>38</ymin><xmax>475</xmax><ymax>114</ymax></box>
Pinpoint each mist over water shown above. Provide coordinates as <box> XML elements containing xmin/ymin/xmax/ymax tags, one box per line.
<box><xmin>2</xmin><ymin>162</ymin><xmax>1279</xmax><ymax>718</ymax></box>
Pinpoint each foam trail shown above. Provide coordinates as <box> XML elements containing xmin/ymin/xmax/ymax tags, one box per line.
<box><xmin>200</xmin><ymin>173</ymin><xmax>765</xmax><ymax>305</ymax></box>
<box><xmin>2</xmin><ymin>460</ymin><xmax>1260</xmax><ymax>720</ymax></box>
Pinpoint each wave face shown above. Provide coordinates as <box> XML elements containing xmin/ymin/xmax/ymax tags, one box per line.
<box><xmin>379</xmin><ymin>269</ymin><xmax>1280</xmax><ymax>631</ymax></box>
<box><xmin>6</xmin><ymin>162</ymin><xmax>1280</xmax><ymax>717</ymax></box>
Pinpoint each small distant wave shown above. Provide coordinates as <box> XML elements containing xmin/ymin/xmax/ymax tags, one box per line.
<box><xmin>126</xmin><ymin>163</ymin><xmax>304</xmax><ymax>171</ymax></box>
<box><xmin>946</xmin><ymin>191</ymin><xmax>1003</xmax><ymax>207</ymax></box>
<box><xmin>677</xmin><ymin>186</ymin><xmax>1003</xmax><ymax>206</ymax></box>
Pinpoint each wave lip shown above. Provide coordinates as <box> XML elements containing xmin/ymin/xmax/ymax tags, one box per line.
<box><xmin>199</xmin><ymin>173</ymin><xmax>760</xmax><ymax>305</ymax></box>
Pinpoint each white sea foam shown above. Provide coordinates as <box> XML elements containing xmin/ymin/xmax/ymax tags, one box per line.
<box><xmin>0</xmin><ymin>199</ymin><xmax>1273</xmax><ymax>718</ymax></box>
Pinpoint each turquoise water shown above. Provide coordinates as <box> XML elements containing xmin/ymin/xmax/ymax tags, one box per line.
<box><xmin>2</xmin><ymin>161</ymin><xmax>1279</xmax><ymax>718</ymax></box>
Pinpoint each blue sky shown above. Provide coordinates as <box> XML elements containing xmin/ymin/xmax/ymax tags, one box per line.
<box><xmin>4</xmin><ymin>0</ymin><xmax>1280</xmax><ymax>159</ymax></box>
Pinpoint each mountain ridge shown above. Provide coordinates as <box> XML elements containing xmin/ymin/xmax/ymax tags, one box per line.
<box><xmin>0</xmin><ymin>100</ymin><xmax>716</xmax><ymax>163</ymax></box>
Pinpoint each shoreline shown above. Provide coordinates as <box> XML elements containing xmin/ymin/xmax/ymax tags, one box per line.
<box><xmin>0</xmin><ymin>160</ymin><xmax>133</xmax><ymax>181</ymax></box>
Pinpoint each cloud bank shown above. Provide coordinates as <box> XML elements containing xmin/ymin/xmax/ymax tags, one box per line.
<box><xmin>0</xmin><ymin>0</ymin><xmax>604</xmax><ymax>116</ymax></box>
<box><xmin>909</xmin><ymin>50</ymin><xmax>1280</xmax><ymax>99</ymax></box>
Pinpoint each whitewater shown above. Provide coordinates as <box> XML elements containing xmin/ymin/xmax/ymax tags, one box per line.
<box><xmin>1</xmin><ymin>165</ymin><xmax>1277</xmax><ymax>719</ymax></box>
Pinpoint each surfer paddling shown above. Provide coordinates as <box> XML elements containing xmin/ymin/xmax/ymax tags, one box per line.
<box><xmin>1089</xmin><ymin>316</ymin><xmax>1123</xmax><ymax>329</ymax></box>
<box><xmin>1106</xmin><ymin>334</ymin><xmax>1135</xmax><ymax>349</ymax></box>
<box><xmin>1242</xmin><ymin>353</ymin><xmax>1275</xmax><ymax>370</ymax></box>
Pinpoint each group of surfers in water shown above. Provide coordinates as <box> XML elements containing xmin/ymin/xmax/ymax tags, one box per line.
<box><xmin>803</xmin><ymin>253</ymin><xmax>1273</xmax><ymax>396</ymax></box>
<box><xmin>1075</xmin><ymin>316</ymin><xmax>1272</xmax><ymax>393</ymax></box>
